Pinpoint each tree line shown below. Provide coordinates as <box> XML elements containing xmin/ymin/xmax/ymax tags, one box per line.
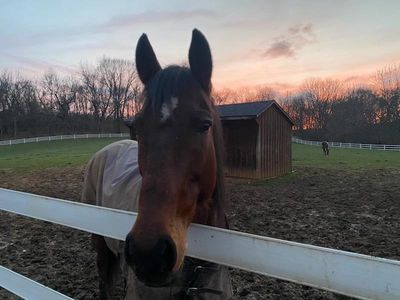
<box><xmin>281</xmin><ymin>65</ymin><xmax>400</xmax><ymax>144</ymax></box>
<box><xmin>0</xmin><ymin>57</ymin><xmax>141</xmax><ymax>139</ymax></box>
<box><xmin>1</xmin><ymin>60</ymin><xmax>399</xmax><ymax>144</ymax></box>
<box><xmin>214</xmin><ymin>65</ymin><xmax>400</xmax><ymax>144</ymax></box>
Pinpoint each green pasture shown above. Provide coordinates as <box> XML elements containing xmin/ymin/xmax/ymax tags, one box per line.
<box><xmin>0</xmin><ymin>139</ymin><xmax>399</xmax><ymax>172</ymax></box>
<box><xmin>292</xmin><ymin>143</ymin><xmax>400</xmax><ymax>169</ymax></box>
<box><xmin>0</xmin><ymin>138</ymin><xmax>124</xmax><ymax>172</ymax></box>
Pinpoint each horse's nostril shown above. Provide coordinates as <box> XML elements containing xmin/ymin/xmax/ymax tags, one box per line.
<box><xmin>124</xmin><ymin>234</ymin><xmax>177</xmax><ymax>281</ymax></box>
<box><xmin>156</xmin><ymin>236</ymin><xmax>177</xmax><ymax>272</ymax></box>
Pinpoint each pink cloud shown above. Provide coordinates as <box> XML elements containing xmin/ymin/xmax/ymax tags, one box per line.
<box><xmin>262</xmin><ymin>23</ymin><xmax>317</xmax><ymax>59</ymax></box>
<box><xmin>263</xmin><ymin>41</ymin><xmax>295</xmax><ymax>58</ymax></box>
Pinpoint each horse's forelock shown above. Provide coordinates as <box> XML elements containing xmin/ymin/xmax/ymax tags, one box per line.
<box><xmin>144</xmin><ymin>65</ymin><xmax>192</xmax><ymax>112</ymax></box>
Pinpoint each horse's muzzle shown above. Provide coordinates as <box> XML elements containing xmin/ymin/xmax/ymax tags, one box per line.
<box><xmin>125</xmin><ymin>234</ymin><xmax>177</xmax><ymax>286</ymax></box>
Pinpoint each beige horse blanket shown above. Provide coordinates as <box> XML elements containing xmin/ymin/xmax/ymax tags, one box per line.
<box><xmin>81</xmin><ymin>140</ymin><xmax>232</xmax><ymax>299</ymax></box>
<box><xmin>81</xmin><ymin>139</ymin><xmax>142</xmax><ymax>256</ymax></box>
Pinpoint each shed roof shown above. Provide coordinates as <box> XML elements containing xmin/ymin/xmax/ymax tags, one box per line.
<box><xmin>217</xmin><ymin>100</ymin><xmax>273</xmax><ymax>119</ymax></box>
<box><xmin>217</xmin><ymin>100</ymin><xmax>294</xmax><ymax>124</ymax></box>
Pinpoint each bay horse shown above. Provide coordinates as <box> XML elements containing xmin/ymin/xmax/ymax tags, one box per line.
<box><xmin>322</xmin><ymin>141</ymin><xmax>329</xmax><ymax>156</ymax></box>
<box><xmin>82</xmin><ymin>29</ymin><xmax>232</xmax><ymax>299</ymax></box>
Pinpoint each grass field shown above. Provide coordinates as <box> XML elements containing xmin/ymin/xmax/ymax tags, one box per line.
<box><xmin>293</xmin><ymin>143</ymin><xmax>400</xmax><ymax>169</ymax></box>
<box><xmin>0</xmin><ymin>139</ymin><xmax>399</xmax><ymax>172</ymax></box>
<box><xmin>0</xmin><ymin>138</ymin><xmax>124</xmax><ymax>172</ymax></box>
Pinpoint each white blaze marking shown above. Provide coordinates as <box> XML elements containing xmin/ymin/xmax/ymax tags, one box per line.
<box><xmin>160</xmin><ymin>103</ymin><xmax>170</xmax><ymax>122</ymax></box>
<box><xmin>160</xmin><ymin>97</ymin><xmax>179</xmax><ymax>122</ymax></box>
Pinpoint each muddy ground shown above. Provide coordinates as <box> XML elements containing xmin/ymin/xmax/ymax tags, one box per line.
<box><xmin>1</xmin><ymin>167</ymin><xmax>399</xmax><ymax>299</ymax></box>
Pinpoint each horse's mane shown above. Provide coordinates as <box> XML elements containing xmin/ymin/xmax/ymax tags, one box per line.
<box><xmin>210</xmin><ymin>104</ymin><xmax>228</xmax><ymax>228</ymax></box>
<box><xmin>142</xmin><ymin>65</ymin><xmax>227</xmax><ymax>228</ymax></box>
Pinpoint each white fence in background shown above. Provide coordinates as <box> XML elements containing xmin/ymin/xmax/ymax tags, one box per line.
<box><xmin>292</xmin><ymin>137</ymin><xmax>400</xmax><ymax>151</ymax></box>
<box><xmin>1</xmin><ymin>188</ymin><xmax>400</xmax><ymax>299</ymax></box>
<box><xmin>0</xmin><ymin>133</ymin><xmax>130</xmax><ymax>146</ymax></box>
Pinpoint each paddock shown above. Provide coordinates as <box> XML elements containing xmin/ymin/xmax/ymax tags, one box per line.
<box><xmin>1</xmin><ymin>140</ymin><xmax>400</xmax><ymax>299</ymax></box>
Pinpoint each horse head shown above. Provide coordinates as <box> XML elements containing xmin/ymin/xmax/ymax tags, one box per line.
<box><xmin>125</xmin><ymin>29</ymin><xmax>226</xmax><ymax>287</ymax></box>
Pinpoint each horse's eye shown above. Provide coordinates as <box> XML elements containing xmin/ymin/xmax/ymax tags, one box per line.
<box><xmin>198</xmin><ymin>120</ymin><xmax>212</xmax><ymax>133</ymax></box>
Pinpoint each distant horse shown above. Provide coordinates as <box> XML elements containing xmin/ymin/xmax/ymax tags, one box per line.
<box><xmin>82</xmin><ymin>29</ymin><xmax>232</xmax><ymax>299</ymax></box>
<box><xmin>322</xmin><ymin>141</ymin><xmax>329</xmax><ymax>156</ymax></box>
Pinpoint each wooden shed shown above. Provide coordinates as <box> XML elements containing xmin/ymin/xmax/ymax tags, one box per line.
<box><xmin>217</xmin><ymin>100</ymin><xmax>293</xmax><ymax>179</ymax></box>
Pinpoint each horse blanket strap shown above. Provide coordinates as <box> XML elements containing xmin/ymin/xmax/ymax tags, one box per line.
<box><xmin>186</xmin><ymin>287</ymin><xmax>224</xmax><ymax>296</ymax></box>
<box><xmin>174</xmin><ymin>258</ymin><xmax>225</xmax><ymax>299</ymax></box>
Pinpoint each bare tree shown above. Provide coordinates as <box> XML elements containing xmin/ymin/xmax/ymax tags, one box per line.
<box><xmin>0</xmin><ymin>72</ymin><xmax>13</xmax><ymax>137</ymax></box>
<box><xmin>0</xmin><ymin>72</ymin><xmax>21</xmax><ymax>137</ymax></box>
<box><xmin>81</xmin><ymin>63</ymin><xmax>112</xmax><ymax>132</ymax></box>
<box><xmin>212</xmin><ymin>88</ymin><xmax>235</xmax><ymax>104</ymax></box>
<box><xmin>41</xmin><ymin>72</ymin><xmax>79</xmax><ymax>119</ymax></box>
<box><xmin>282</xmin><ymin>94</ymin><xmax>307</xmax><ymax>131</ymax></box>
<box><xmin>372</xmin><ymin>65</ymin><xmax>400</xmax><ymax>122</ymax></box>
<box><xmin>97</xmin><ymin>58</ymin><xmax>141</xmax><ymax>132</ymax></box>
<box><xmin>213</xmin><ymin>85</ymin><xmax>278</xmax><ymax>105</ymax></box>
<box><xmin>0</xmin><ymin>72</ymin><xmax>40</xmax><ymax>137</ymax></box>
<box><xmin>253</xmin><ymin>85</ymin><xmax>277</xmax><ymax>101</ymax></box>
<box><xmin>300</xmin><ymin>78</ymin><xmax>344</xmax><ymax>129</ymax></box>
<box><xmin>373</xmin><ymin>64</ymin><xmax>400</xmax><ymax>94</ymax></box>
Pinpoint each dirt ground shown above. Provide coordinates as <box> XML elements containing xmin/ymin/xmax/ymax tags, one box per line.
<box><xmin>1</xmin><ymin>166</ymin><xmax>400</xmax><ymax>299</ymax></box>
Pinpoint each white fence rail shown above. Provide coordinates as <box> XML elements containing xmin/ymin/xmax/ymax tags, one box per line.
<box><xmin>0</xmin><ymin>133</ymin><xmax>130</xmax><ymax>146</ymax></box>
<box><xmin>1</xmin><ymin>188</ymin><xmax>400</xmax><ymax>299</ymax></box>
<box><xmin>0</xmin><ymin>266</ymin><xmax>73</xmax><ymax>300</ymax></box>
<box><xmin>293</xmin><ymin>137</ymin><xmax>400</xmax><ymax>151</ymax></box>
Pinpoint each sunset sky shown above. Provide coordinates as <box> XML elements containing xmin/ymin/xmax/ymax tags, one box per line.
<box><xmin>1</xmin><ymin>0</ymin><xmax>400</xmax><ymax>93</ymax></box>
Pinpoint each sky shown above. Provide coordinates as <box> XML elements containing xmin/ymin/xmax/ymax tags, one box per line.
<box><xmin>1</xmin><ymin>0</ymin><xmax>400</xmax><ymax>93</ymax></box>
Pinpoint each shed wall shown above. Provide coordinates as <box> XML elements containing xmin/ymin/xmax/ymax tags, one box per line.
<box><xmin>221</xmin><ymin>119</ymin><xmax>259</xmax><ymax>178</ymax></box>
<box><xmin>257</xmin><ymin>106</ymin><xmax>292</xmax><ymax>178</ymax></box>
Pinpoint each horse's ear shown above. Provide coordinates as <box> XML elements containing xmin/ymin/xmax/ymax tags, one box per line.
<box><xmin>188</xmin><ymin>29</ymin><xmax>213</xmax><ymax>94</ymax></box>
<box><xmin>136</xmin><ymin>33</ymin><xmax>161</xmax><ymax>85</ymax></box>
